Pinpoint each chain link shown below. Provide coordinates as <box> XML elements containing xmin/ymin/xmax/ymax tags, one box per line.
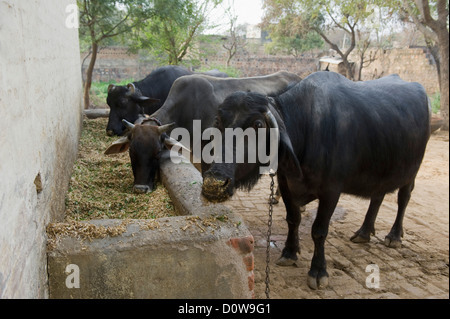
<box><xmin>265</xmin><ymin>172</ymin><xmax>275</xmax><ymax>299</ymax></box>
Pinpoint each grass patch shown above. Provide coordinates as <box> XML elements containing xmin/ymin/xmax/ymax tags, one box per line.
<box><xmin>197</xmin><ymin>65</ymin><xmax>241</xmax><ymax>78</ymax></box>
<box><xmin>65</xmin><ymin>117</ymin><xmax>175</xmax><ymax>221</ymax></box>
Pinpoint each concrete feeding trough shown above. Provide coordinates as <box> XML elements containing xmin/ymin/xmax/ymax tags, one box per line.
<box><xmin>47</xmin><ymin>151</ymin><xmax>255</xmax><ymax>299</ymax></box>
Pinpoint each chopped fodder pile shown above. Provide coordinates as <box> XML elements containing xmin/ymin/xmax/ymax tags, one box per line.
<box><xmin>64</xmin><ymin>117</ymin><xmax>176</xmax><ymax>221</ymax></box>
<box><xmin>47</xmin><ymin>220</ymin><xmax>130</xmax><ymax>249</ymax></box>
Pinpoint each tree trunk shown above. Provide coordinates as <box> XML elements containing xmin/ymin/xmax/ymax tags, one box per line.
<box><xmin>83</xmin><ymin>42</ymin><xmax>98</xmax><ymax>109</ymax></box>
<box><xmin>357</xmin><ymin>55</ymin><xmax>364</xmax><ymax>81</ymax></box>
<box><xmin>342</xmin><ymin>58</ymin><xmax>354</xmax><ymax>81</ymax></box>
<box><xmin>437</xmin><ymin>31</ymin><xmax>449</xmax><ymax>130</ymax></box>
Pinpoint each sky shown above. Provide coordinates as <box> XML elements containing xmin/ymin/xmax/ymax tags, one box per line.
<box><xmin>206</xmin><ymin>0</ymin><xmax>265</xmax><ymax>34</ymax></box>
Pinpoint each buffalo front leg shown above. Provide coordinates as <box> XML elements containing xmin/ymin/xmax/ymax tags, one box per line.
<box><xmin>385</xmin><ymin>181</ymin><xmax>414</xmax><ymax>248</ymax></box>
<box><xmin>275</xmin><ymin>175</ymin><xmax>301</xmax><ymax>266</ymax></box>
<box><xmin>351</xmin><ymin>194</ymin><xmax>385</xmax><ymax>243</ymax></box>
<box><xmin>308</xmin><ymin>191</ymin><xmax>340</xmax><ymax>290</ymax></box>
<box><xmin>268</xmin><ymin>186</ymin><xmax>281</xmax><ymax>204</ymax></box>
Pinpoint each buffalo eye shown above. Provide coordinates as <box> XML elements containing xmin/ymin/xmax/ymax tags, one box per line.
<box><xmin>253</xmin><ymin>120</ymin><xmax>265</xmax><ymax>129</ymax></box>
<box><xmin>214</xmin><ymin>117</ymin><xmax>221</xmax><ymax>128</ymax></box>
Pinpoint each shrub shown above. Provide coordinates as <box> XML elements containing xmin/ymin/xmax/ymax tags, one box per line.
<box><xmin>431</xmin><ymin>92</ymin><xmax>441</xmax><ymax>114</ymax></box>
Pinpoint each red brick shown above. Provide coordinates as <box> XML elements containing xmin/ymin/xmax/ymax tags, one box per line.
<box><xmin>243</xmin><ymin>255</ymin><xmax>254</xmax><ymax>271</ymax></box>
<box><xmin>248</xmin><ymin>272</ymin><xmax>255</xmax><ymax>291</ymax></box>
<box><xmin>228</xmin><ymin>236</ymin><xmax>254</xmax><ymax>254</ymax></box>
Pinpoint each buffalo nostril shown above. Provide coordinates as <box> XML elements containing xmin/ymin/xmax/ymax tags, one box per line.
<box><xmin>222</xmin><ymin>178</ymin><xmax>231</xmax><ymax>188</ymax></box>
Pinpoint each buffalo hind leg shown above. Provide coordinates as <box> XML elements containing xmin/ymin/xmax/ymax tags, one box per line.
<box><xmin>385</xmin><ymin>181</ymin><xmax>414</xmax><ymax>248</ymax></box>
<box><xmin>308</xmin><ymin>191</ymin><xmax>340</xmax><ymax>290</ymax></box>
<box><xmin>351</xmin><ymin>194</ymin><xmax>385</xmax><ymax>243</ymax></box>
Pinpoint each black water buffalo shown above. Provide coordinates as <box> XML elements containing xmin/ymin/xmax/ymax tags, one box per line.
<box><xmin>105</xmin><ymin>71</ymin><xmax>301</xmax><ymax>193</ymax></box>
<box><xmin>201</xmin><ymin>71</ymin><xmax>431</xmax><ymax>290</ymax></box>
<box><xmin>106</xmin><ymin>66</ymin><xmax>228</xmax><ymax>136</ymax></box>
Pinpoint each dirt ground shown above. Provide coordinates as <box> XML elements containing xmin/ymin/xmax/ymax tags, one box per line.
<box><xmin>225</xmin><ymin>130</ymin><xmax>449</xmax><ymax>299</ymax></box>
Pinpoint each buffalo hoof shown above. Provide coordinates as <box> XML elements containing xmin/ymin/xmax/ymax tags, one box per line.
<box><xmin>307</xmin><ymin>274</ymin><xmax>329</xmax><ymax>290</ymax></box>
<box><xmin>384</xmin><ymin>236</ymin><xmax>402</xmax><ymax>248</ymax></box>
<box><xmin>350</xmin><ymin>231</ymin><xmax>371</xmax><ymax>244</ymax></box>
<box><xmin>133</xmin><ymin>185</ymin><xmax>152</xmax><ymax>194</ymax></box>
<box><xmin>276</xmin><ymin>256</ymin><xmax>298</xmax><ymax>267</ymax></box>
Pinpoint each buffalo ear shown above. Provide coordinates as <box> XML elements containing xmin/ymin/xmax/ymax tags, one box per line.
<box><xmin>104</xmin><ymin>136</ymin><xmax>130</xmax><ymax>155</ymax></box>
<box><xmin>266</xmin><ymin>105</ymin><xmax>303</xmax><ymax>180</ymax></box>
<box><xmin>163</xmin><ymin>136</ymin><xmax>191</xmax><ymax>153</ymax></box>
<box><xmin>127</xmin><ymin>83</ymin><xmax>136</xmax><ymax>93</ymax></box>
<box><xmin>278</xmin><ymin>131</ymin><xmax>303</xmax><ymax>180</ymax></box>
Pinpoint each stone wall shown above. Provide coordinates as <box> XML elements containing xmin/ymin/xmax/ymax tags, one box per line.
<box><xmin>0</xmin><ymin>0</ymin><xmax>83</xmax><ymax>298</ymax></box>
<box><xmin>354</xmin><ymin>47</ymin><xmax>440</xmax><ymax>96</ymax></box>
<box><xmin>86</xmin><ymin>46</ymin><xmax>439</xmax><ymax>98</ymax></box>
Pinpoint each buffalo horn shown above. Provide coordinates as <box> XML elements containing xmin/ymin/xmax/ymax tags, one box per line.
<box><xmin>265</xmin><ymin>110</ymin><xmax>279</xmax><ymax>129</ymax></box>
<box><xmin>122</xmin><ymin>119</ymin><xmax>135</xmax><ymax>130</ymax></box>
<box><xmin>157</xmin><ymin>122</ymin><xmax>176</xmax><ymax>135</ymax></box>
<box><xmin>108</xmin><ymin>84</ymin><xmax>115</xmax><ymax>93</ymax></box>
<box><xmin>127</xmin><ymin>83</ymin><xmax>136</xmax><ymax>93</ymax></box>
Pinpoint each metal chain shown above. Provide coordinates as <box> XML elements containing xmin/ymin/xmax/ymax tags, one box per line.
<box><xmin>265</xmin><ymin>171</ymin><xmax>275</xmax><ymax>299</ymax></box>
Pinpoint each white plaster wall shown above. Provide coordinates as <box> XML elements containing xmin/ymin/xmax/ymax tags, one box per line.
<box><xmin>0</xmin><ymin>0</ymin><xmax>82</xmax><ymax>298</ymax></box>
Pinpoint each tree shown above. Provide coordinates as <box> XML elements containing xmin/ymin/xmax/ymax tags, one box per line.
<box><xmin>263</xmin><ymin>0</ymin><xmax>386</xmax><ymax>79</ymax></box>
<box><xmin>398</xmin><ymin>0</ymin><xmax>449</xmax><ymax>130</ymax></box>
<box><xmin>355</xmin><ymin>31</ymin><xmax>379</xmax><ymax>81</ymax></box>
<box><xmin>132</xmin><ymin>0</ymin><xmax>222</xmax><ymax>65</ymax></box>
<box><xmin>353</xmin><ymin>5</ymin><xmax>398</xmax><ymax>81</ymax></box>
<box><xmin>264</xmin><ymin>27</ymin><xmax>324</xmax><ymax>57</ymax></box>
<box><xmin>78</xmin><ymin>0</ymin><xmax>153</xmax><ymax>109</ymax></box>
<box><xmin>221</xmin><ymin>2</ymin><xmax>247</xmax><ymax>67</ymax></box>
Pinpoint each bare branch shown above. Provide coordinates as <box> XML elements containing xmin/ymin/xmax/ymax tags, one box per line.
<box><xmin>325</xmin><ymin>6</ymin><xmax>352</xmax><ymax>34</ymax></box>
<box><xmin>402</xmin><ymin>0</ymin><xmax>438</xmax><ymax>41</ymax></box>
<box><xmin>414</xmin><ymin>0</ymin><xmax>441</xmax><ymax>32</ymax></box>
<box><xmin>314</xmin><ymin>27</ymin><xmax>345</xmax><ymax>57</ymax></box>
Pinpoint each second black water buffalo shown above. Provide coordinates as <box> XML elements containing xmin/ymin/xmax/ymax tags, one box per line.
<box><xmin>202</xmin><ymin>71</ymin><xmax>431</xmax><ymax>290</ymax></box>
<box><xmin>106</xmin><ymin>66</ymin><xmax>228</xmax><ymax>136</ymax></box>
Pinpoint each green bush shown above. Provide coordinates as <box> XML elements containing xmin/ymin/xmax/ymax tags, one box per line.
<box><xmin>431</xmin><ymin>92</ymin><xmax>441</xmax><ymax>114</ymax></box>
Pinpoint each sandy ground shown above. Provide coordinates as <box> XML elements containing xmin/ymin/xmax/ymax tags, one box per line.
<box><xmin>226</xmin><ymin>130</ymin><xmax>449</xmax><ymax>299</ymax></box>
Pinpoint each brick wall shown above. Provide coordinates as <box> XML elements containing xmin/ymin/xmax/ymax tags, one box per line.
<box><xmin>82</xmin><ymin>46</ymin><xmax>319</xmax><ymax>82</ymax></box>
<box><xmin>82</xmin><ymin>47</ymin><xmax>160</xmax><ymax>82</ymax></box>
<box><xmin>203</xmin><ymin>53</ymin><xmax>318</xmax><ymax>78</ymax></box>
